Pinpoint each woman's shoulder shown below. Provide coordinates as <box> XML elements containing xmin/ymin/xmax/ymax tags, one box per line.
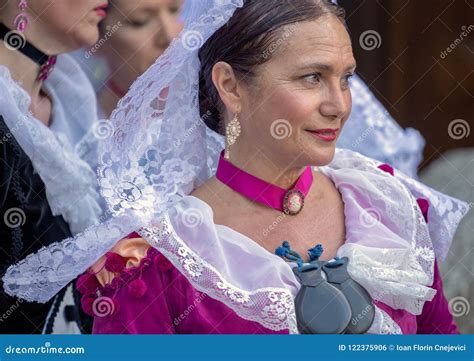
<box><xmin>328</xmin><ymin>149</ymin><xmax>469</xmax><ymax>255</ymax></box>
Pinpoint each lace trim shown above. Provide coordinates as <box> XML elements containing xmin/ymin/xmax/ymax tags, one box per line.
<box><xmin>2</xmin><ymin>212</ymin><xmax>144</xmax><ymax>303</ymax></box>
<box><xmin>365</xmin><ymin>306</ymin><xmax>403</xmax><ymax>334</ymax></box>
<box><xmin>87</xmin><ymin>231</ymin><xmax>402</xmax><ymax>335</ymax></box>
<box><xmin>138</xmin><ymin>216</ymin><xmax>298</xmax><ymax>333</ymax></box>
<box><xmin>378</xmin><ymin>308</ymin><xmax>403</xmax><ymax>334</ymax></box>
<box><xmin>84</xmin><ymin>239</ymin><xmax>299</xmax><ymax>333</ymax></box>
<box><xmin>85</xmin><ymin>236</ymin><xmax>402</xmax><ymax>335</ymax></box>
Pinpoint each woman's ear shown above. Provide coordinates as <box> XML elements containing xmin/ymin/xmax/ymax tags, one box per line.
<box><xmin>211</xmin><ymin>61</ymin><xmax>242</xmax><ymax>115</ymax></box>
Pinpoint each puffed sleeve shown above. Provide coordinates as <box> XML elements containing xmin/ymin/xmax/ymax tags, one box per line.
<box><xmin>376</xmin><ymin>162</ymin><xmax>469</xmax><ymax>262</ymax></box>
<box><xmin>377</xmin><ymin>162</ymin><xmax>462</xmax><ymax>333</ymax></box>
<box><xmin>416</xmin><ymin>259</ymin><xmax>459</xmax><ymax>334</ymax></box>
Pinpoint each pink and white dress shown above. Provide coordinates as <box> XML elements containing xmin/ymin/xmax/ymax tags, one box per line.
<box><xmin>77</xmin><ymin>150</ymin><xmax>468</xmax><ymax>334</ymax></box>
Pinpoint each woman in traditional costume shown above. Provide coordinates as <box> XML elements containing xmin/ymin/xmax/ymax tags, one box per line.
<box><xmin>0</xmin><ymin>0</ymin><xmax>106</xmax><ymax>333</ymax></box>
<box><xmin>3</xmin><ymin>0</ymin><xmax>469</xmax><ymax>334</ymax></box>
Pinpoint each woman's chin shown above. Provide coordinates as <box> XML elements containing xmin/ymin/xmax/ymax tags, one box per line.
<box><xmin>305</xmin><ymin>146</ymin><xmax>336</xmax><ymax>167</ymax></box>
<box><xmin>75</xmin><ymin>26</ymin><xmax>101</xmax><ymax>48</ymax></box>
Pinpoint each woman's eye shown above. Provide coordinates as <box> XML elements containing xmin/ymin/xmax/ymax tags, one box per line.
<box><xmin>169</xmin><ymin>5</ymin><xmax>181</xmax><ymax>14</ymax></box>
<box><xmin>342</xmin><ymin>73</ymin><xmax>354</xmax><ymax>88</ymax></box>
<box><xmin>303</xmin><ymin>72</ymin><xmax>321</xmax><ymax>84</ymax></box>
<box><xmin>341</xmin><ymin>73</ymin><xmax>354</xmax><ymax>88</ymax></box>
<box><xmin>128</xmin><ymin>19</ymin><xmax>149</xmax><ymax>28</ymax></box>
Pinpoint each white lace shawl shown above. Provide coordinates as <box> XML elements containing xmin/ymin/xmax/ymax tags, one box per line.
<box><xmin>0</xmin><ymin>54</ymin><xmax>104</xmax><ymax>234</ymax></box>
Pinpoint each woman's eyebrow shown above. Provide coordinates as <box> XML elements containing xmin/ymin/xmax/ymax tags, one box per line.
<box><xmin>298</xmin><ymin>62</ymin><xmax>357</xmax><ymax>72</ymax></box>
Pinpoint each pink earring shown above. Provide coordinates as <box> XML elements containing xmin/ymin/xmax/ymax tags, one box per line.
<box><xmin>14</xmin><ymin>0</ymin><xmax>29</xmax><ymax>33</ymax></box>
<box><xmin>10</xmin><ymin>0</ymin><xmax>57</xmax><ymax>81</ymax></box>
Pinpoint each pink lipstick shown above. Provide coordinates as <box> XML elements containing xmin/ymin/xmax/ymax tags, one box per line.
<box><xmin>306</xmin><ymin>128</ymin><xmax>339</xmax><ymax>142</ymax></box>
<box><xmin>95</xmin><ymin>3</ymin><xmax>108</xmax><ymax>18</ymax></box>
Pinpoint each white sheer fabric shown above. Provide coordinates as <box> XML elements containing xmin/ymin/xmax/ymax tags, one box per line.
<box><xmin>0</xmin><ymin>55</ymin><xmax>104</xmax><ymax>234</ymax></box>
<box><xmin>1</xmin><ymin>0</ymin><xmax>469</xmax><ymax>334</ymax></box>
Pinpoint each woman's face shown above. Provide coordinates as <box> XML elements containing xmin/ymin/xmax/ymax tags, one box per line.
<box><xmin>98</xmin><ymin>0</ymin><xmax>183</xmax><ymax>89</ymax></box>
<box><xmin>237</xmin><ymin>16</ymin><xmax>356</xmax><ymax>168</ymax></box>
<box><xmin>1</xmin><ymin>0</ymin><xmax>105</xmax><ymax>53</ymax></box>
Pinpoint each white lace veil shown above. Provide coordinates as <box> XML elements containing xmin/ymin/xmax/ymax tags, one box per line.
<box><xmin>2</xmin><ymin>0</ymin><xmax>244</xmax><ymax>303</ymax></box>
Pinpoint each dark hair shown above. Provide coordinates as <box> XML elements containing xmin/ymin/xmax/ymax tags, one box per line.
<box><xmin>198</xmin><ymin>0</ymin><xmax>346</xmax><ymax>135</ymax></box>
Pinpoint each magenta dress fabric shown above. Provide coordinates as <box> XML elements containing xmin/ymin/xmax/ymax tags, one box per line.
<box><xmin>91</xmin><ymin>247</ymin><xmax>288</xmax><ymax>334</ymax></box>
<box><xmin>89</xmin><ymin>245</ymin><xmax>458</xmax><ymax>334</ymax></box>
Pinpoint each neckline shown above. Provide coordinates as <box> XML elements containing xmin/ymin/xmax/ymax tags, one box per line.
<box><xmin>0</xmin><ymin>23</ymin><xmax>57</xmax><ymax>81</ymax></box>
<box><xmin>186</xmin><ymin>165</ymin><xmax>346</xmax><ymax>265</ymax></box>
<box><xmin>216</xmin><ymin>151</ymin><xmax>314</xmax><ymax>216</ymax></box>
<box><xmin>0</xmin><ymin>23</ymin><xmax>50</xmax><ymax>66</ymax></box>
<box><xmin>0</xmin><ymin>64</ymin><xmax>54</xmax><ymax>130</ymax></box>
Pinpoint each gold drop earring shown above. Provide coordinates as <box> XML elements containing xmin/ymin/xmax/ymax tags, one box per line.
<box><xmin>225</xmin><ymin>113</ymin><xmax>241</xmax><ymax>159</ymax></box>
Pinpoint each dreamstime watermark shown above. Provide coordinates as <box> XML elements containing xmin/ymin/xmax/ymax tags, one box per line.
<box><xmin>448</xmin><ymin>296</ymin><xmax>470</xmax><ymax>317</ymax></box>
<box><xmin>359</xmin><ymin>30</ymin><xmax>382</xmax><ymax>51</ymax></box>
<box><xmin>260</xmin><ymin>23</ymin><xmax>298</xmax><ymax>60</ymax></box>
<box><xmin>5</xmin><ymin>342</ymin><xmax>85</xmax><ymax>355</ymax></box>
<box><xmin>92</xmin><ymin>119</ymin><xmax>114</xmax><ymax>139</ymax></box>
<box><xmin>0</xmin><ymin>287</ymin><xmax>35</xmax><ymax>323</ymax></box>
<box><xmin>0</xmin><ymin>113</ymin><xmax>29</xmax><ymax>146</ymax></box>
<box><xmin>440</xmin><ymin>25</ymin><xmax>473</xmax><ymax>59</ymax></box>
<box><xmin>92</xmin><ymin>296</ymin><xmax>116</xmax><ymax>317</ymax></box>
<box><xmin>2</xmin><ymin>29</ymin><xmax>26</xmax><ymax>50</ymax></box>
<box><xmin>173</xmin><ymin>292</ymin><xmax>208</xmax><ymax>326</ymax></box>
<box><xmin>262</xmin><ymin>213</ymin><xmax>287</xmax><ymax>238</ymax></box>
<box><xmin>84</xmin><ymin>21</ymin><xmax>122</xmax><ymax>58</ymax></box>
<box><xmin>270</xmin><ymin>119</ymin><xmax>292</xmax><ymax>140</ymax></box>
<box><xmin>97</xmin><ymin>208</ymin><xmax>113</xmax><ymax>224</ymax></box>
<box><xmin>174</xmin><ymin>110</ymin><xmax>212</xmax><ymax>148</ymax></box>
<box><xmin>447</xmin><ymin>119</ymin><xmax>470</xmax><ymax>140</ymax></box>
<box><xmin>351</xmin><ymin>126</ymin><xmax>375</xmax><ymax>148</ymax></box>
<box><xmin>359</xmin><ymin>207</ymin><xmax>381</xmax><ymax>228</ymax></box>
<box><xmin>182</xmin><ymin>30</ymin><xmax>204</xmax><ymax>51</ymax></box>
<box><xmin>3</xmin><ymin>207</ymin><xmax>26</xmax><ymax>228</ymax></box>
<box><xmin>181</xmin><ymin>207</ymin><xmax>204</xmax><ymax>228</ymax></box>
<box><xmin>350</xmin><ymin>303</ymin><xmax>374</xmax><ymax>327</ymax></box>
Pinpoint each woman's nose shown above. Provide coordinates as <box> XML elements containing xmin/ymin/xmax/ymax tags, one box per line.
<box><xmin>155</xmin><ymin>12</ymin><xmax>183</xmax><ymax>48</ymax></box>
<box><xmin>319</xmin><ymin>83</ymin><xmax>350</xmax><ymax>121</ymax></box>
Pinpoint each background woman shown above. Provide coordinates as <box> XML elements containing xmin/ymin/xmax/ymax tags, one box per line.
<box><xmin>0</xmin><ymin>0</ymin><xmax>106</xmax><ymax>333</ymax></box>
<box><xmin>94</xmin><ymin>0</ymin><xmax>183</xmax><ymax>118</ymax></box>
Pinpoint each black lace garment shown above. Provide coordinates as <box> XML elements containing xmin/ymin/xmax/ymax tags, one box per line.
<box><xmin>0</xmin><ymin>115</ymin><xmax>72</xmax><ymax>333</ymax></box>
